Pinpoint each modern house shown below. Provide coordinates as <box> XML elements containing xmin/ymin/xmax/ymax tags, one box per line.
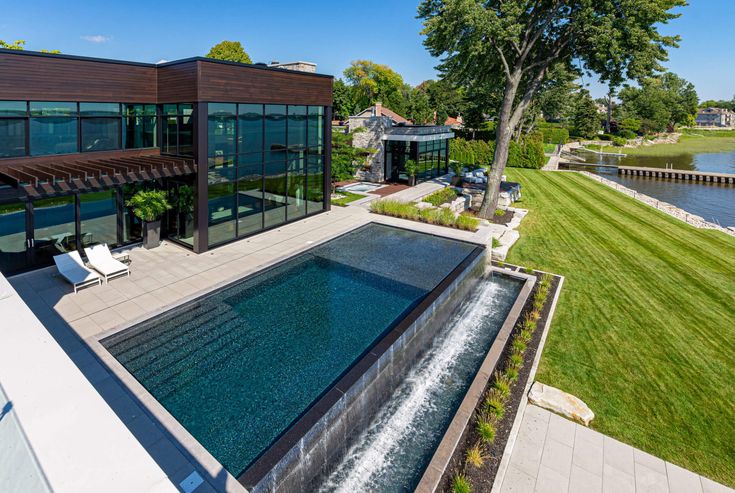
<box><xmin>695</xmin><ymin>107</ymin><xmax>735</xmax><ymax>127</ymax></box>
<box><xmin>347</xmin><ymin>102</ymin><xmax>454</xmax><ymax>183</ymax></box>
<box><xmin>0</xmin><ymin>49</ymin><xmax>332</xmax><ymax>276</ymax></box>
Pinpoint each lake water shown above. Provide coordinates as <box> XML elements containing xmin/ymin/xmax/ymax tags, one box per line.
<box><xmin>571</xmin><ymin>150</ymin><xmax>735</xmax><ymax>227</ymax></box>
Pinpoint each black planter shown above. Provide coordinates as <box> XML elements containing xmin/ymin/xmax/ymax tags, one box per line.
<box><xmin>408</xmin><ymin>176</ymin><xmax>417</xmax><ymax>187</ymax></box>
<box><xmin>143</xmin><ymin>220</ymin><xmax>161</xmax><ymax>249</ymax></box>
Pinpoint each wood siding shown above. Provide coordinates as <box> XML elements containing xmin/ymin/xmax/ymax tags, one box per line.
<box><xmin>157</xmin><ymin>61</ymin><xmax>198</xmax><ymax>103</ymax></box>
<box><xmin>0</xmin><ymin>53</ymin><xmax>157</xmax><ymax>102</ymax></box>
<box><xmin>197</xmin><ymin>60</ymin><xmax>332</xmax><ymax>105</ymax></box>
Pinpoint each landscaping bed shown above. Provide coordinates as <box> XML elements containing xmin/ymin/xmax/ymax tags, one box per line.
<box><xmin>370</xmin><ymin>199</ymin><xmax>480</xmax><ymax>231</ymax></box>
<box><xmin>439</xmin><ymin>266</ymin><xmax>562</xmax><ymax>492</ymax></box>
<box><xmin>331</xmin><ymin>191</ymin><xmax>366</xmax><ymax>207</ymax></box>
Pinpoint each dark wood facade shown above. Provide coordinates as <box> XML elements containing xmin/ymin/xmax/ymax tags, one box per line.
<box><xmin>0</xmin><ymin>50</ymin><xmax>333</xmax><ymax>106</ymax></box>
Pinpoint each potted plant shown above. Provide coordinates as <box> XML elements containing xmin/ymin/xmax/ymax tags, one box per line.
<box><xmin>450</xmin><ymin>160</ymin><xmax>465</xmax><ymax>186</ymax></box>
<box><xmin>405</xmin><ymin>159</ymin><xmax>418</xmax><ymax>186</ymax></box>
<box><xmin>127</xmin><ymin>190</ymin><xmax>172</xmax><ymax>249</ymax></box>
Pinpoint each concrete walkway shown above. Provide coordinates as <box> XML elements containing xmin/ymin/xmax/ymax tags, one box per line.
<box><xmin>499</xmin><ymin>404</ymin><xmax>733</xmax><ymax>493</ymax></box>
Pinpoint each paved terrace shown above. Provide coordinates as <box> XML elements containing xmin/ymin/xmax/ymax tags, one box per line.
<box><xmin>498</xmin><ymin>405</ymin><xmax>733</xmax><ymax>493</ymax></box>
<box><xmin>7</xmin><ymin>204</ymin><xmax>505</xmax><ymax>493</ymax></box>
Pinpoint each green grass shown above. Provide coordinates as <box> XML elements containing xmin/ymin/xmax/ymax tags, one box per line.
<box><xmin>422</xmin><ymin>187</ymin><xmax>459</xmax><ymax>206</ymax></box>
<box><xmin>623</xmin><ymin>131</ymin><xmax>735</xmax><ymax>156</ymax></box>
<box><xmin>370</xmin><ymin>199</ymin><xmax>480</xmax><ymax>231</ymax></box>
<box><xmin>543</xmin><ymin>143</ymin><xmax>557</xmax><ymax>154</ymax></box>
<box><xmin>504</xmin><ymin>169</ymin><xmax>735</xmax><ymax>486</ymax></box>
<box><xmin>331</xmin><ymin>191</ymin><xmax>366</xmax><ymax>207</ymax></box>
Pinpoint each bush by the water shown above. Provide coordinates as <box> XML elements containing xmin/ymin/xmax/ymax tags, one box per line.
<box><xmin>370</xmin><ymin>199</ymin><xmax>479</xmax><ymax>231</ymax></box>
<box><xmin>617</xmin><ymin>129</ymin><xmax>637</xmax><ymax>139</ymax></box>
<box><xmin>539</xmin><ymin>126</ymin><xmax>569</xmax><ymax>144</ymax></box>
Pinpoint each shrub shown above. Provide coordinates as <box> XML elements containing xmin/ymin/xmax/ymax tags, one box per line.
<box><xmin>617</xmin><ymin>129</ymin><xmax>637</xmax><ymax>139</ymax></box>
<box><xmin>509</xmin><ymin>352</ymin><xmax>524</xmax><ymax>368</ymax></box>
<box><xmin>540</xmin><ymin>126</ymin><xmax>569</xmax><ymax>144</ymax></box>
<box><xmin>529</xmin><ymin>308</ymin><xmax>541</xmax><ymax>322</ymax></box>
<box><xmin>512</xmin><ymin>339</ymin><xmax>527</xmax><ymax>354</ymax></box>
<box><xmin>495</xmin><ymin>208</ymin><xmax>505</xmax><ymax>216</ymax></box>
<box><xmin>599</xmin><ymin>133</ymin><xmax>613</xmax><ymax>141</ymax></box>
<box><xmin>492</xmin><ymin>237</ymin><xmax>501</xmax><ymax>248</ymax></box>
<box><xmin>524</xmin><ymin>266</ymin><xmax>534</xmax><ymax>274</ymax></box>
<box><xmin>476</xmin><ymin>416</ymin><xmax>497</xmax><ymax>444</ymax></box>
<box><xmin>127</xmin><ymin>190</ymin><xmax>172</xmax><ymax>222</ymax></box>
<box><xmin>452</xmin><ymin>473</ymin><xmax>472</xmax><ymax>493</ymax></box>
<box><xmin>485</xmin><ymin>393</ymin><xmax>505</xmax><ymax>420</ymax></box>
<box><xmin>519</xmin><ymin>328</ymin><xmax>533</xmax><ymax>343</ymax></box>
<box><xmin>611</xmin><ymin>136</ymin><xmax>627</xmax><ymax>147</ymax></box>
<box><xmin>507</xmin><ymin>133</ymin><xmax>546</xmax><ymax>169</ymax></box>
<box><xmin>533</xmin><ymin>297</ymin><xmax>545</xmax><ymax>311</ymax></box>
<box><xmin>456</xmin><ymin>213</ymin><xmax>481</xmax><ymax>231</ymax></box>
<box><xmin>466</xmin><ymin>443</ymin><xmax>487</xmax><ymax>468</ymax></box>
<box><xmin>423</xmin><ymin>187</ymin><xmax>459</xmax><ymax>206</ymax></box>
<box><xmin>506</xmin><ymin>367</ymin><xmax>519</xmax><ymax>382</ymax></box>
<box><xmin>493</xmin><ymin>372</ymin><xmax>512</xmax><ymax>397</ymax></box>
<box><xmin>523</xmin><ymin>316</ymin><xmax>537</xmax><ymax>331</ymax></box>
<box><xmin>370</xmin><ymin>199</ymin><xmax>479</xmax><ymax>232</ymax></box>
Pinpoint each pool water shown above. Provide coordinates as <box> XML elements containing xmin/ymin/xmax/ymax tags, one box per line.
<box><xmin>102</xmin><ymin>224</ymin><xmax>479</xmax><ymax>477</ymax></box>
<box><xmin>339</xmin><ymin>182</ymin><xmax>384</xmax><ymax>193</ymax></box>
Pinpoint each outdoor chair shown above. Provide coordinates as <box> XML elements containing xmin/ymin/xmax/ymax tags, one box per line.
<box><xmin>84</xmin><ymin>244</ymin><xmax>130</xmax><ymax>283</ymax></box>
<box><xmin>53</xmin><ymin>251</ymin><xmax>102</xmax><ymax>293</ymax></box>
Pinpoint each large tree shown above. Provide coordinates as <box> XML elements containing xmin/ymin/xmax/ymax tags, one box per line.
<box><xmin>333</xmin><ymin>79</ymin><xmax>357</xmax><ymax>120</ymax></box>
<box><xmin>406</xmin><ymin>87</ymin><xmax>434</xmax><ymax>124</ymax></box>
<box><xmin>619</xmin><ymin>72</ymin><xmax>698</xmax><ymax>133</ymax></box>
<box><xmin>343</xmin><ymin>60</ymin><xmax>407</xmax><ymax>115</ymax></box>
<box><xmin>418</xmin><ymin>0</ymin><xmax>685</xmax><ymax>218</ymax></box>
<box><xmin>573</xmin><ymin>89</ymin><xmax>602</xmax><ymax>138</ymax></box>
<box><xmin>206</xmin><ymin>40</ymin><xmax>252</xmax><ymax>64</ymax></box>
<box><xmin>419</xmin><ymin>79</ymin><xmax>466</xmax><ymax>123</ymax></box>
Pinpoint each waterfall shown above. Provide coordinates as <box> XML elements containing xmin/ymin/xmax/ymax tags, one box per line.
<box><xmin>318</xmin><ymin>277</ymin><xmax>504</xmax><ymax>492</ymax></box>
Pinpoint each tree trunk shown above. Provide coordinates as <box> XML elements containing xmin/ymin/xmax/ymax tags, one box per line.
<box><xmin>478</xmin><ymin>77</ymin><xmax>518</xmax><ymax>218</ymax></box>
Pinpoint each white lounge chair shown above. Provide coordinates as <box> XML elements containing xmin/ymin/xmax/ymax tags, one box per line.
<box><xmin>84</xmin><ymin>244</ymin><xmax>130</xmax><ymax>283</ymax></box>
<box><xmin>53</xmin><ymin>251</ymin><xmax>102</xmax><ymax>293</ymax></box>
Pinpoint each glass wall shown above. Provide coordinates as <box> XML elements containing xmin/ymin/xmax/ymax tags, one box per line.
<box><xmin>32</xmin><ymin>195</ymin><xmax>77</xmax><ymax>265</ymax></box>
<box><xmin>79</xmin><ymin>190</ymin><xmax>118</xmax><ymax>248</ymax></box>
<box><xmin>0</xmin><ymin>200</ymin><xmax>28</xmax><ymax>274</ymax></box>
<box><xmin>1</xmin><ymin>100</ymin><xmax>168</xmax><ymax>158</ymax></box>
<box><xmin>161</xmin><ymin>103</ymin><xmax>194</xmax><ymax>156</ymax></box>
<box><xmin>206</xmin><ymin>103</ymin><xmax>326</xmax><ymax>247</ymax></box>
<box><xmin>0</xmin><ymin>101</ymin><xmax>27</xmax><ymax>158</ymax></box>
<box><xmin>386</xmin><ymin>138</ymin><xmax>449</xmax><ymax>184</ymax></box>
<box><xmin>122</xmin><ymin>183</ymin><xmax>145</xmax><ymax>244</ymax></box>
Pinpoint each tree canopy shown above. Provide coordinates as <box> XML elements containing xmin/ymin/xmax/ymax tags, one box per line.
<box><xmin>0</xmin><ymin>39</ymin><xmax>60</xmax><ymax>54</ymax></box>
<box><xmin>572</xmin><ymin>89</ymin><xmax>601</xmax><ymax>139</ymax></box>
<box><xmin>619</xmin><ymin>72</ymin><xmax>698</xmax><ymax>133</ymax></box>
<box><xmin>343</xmin><ymin>60</ymin><xmax>408</xmax><ymax>115</ymax></box>
<box><xmin>418</xmin><ymin>0</ymin><xmax>686</xmax><ymax>217</ymax></box>
<box><xmin>206</xmin><ymin>40</ymin><xmax>252</xmax><ymax>64</ymax></box>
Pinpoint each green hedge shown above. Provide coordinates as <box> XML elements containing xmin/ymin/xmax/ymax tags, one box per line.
<box><xmin>450</xmin><ymin>135</ymin><xmax>545</xmax><ymax>170</ymax></box>
<box><xmin>540</xmin><ymin>126</ymin><xmax>569</xmax><ymax>144</ymax></box>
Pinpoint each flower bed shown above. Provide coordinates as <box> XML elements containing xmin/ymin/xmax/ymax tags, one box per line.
<box><xmin>442</xmin><ymin>266</ymin><xmax>562</xmax><ymax>492</ymax></box>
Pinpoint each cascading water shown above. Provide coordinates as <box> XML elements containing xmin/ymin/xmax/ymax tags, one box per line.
<box><xmin>317</xmin><ymin>275</ymin><xmax>521</xmax><ymax>492</ymax></box>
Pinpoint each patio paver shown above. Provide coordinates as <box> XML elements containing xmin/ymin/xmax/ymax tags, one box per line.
<box><xmin>499</xmin><ymin>405</ymin><xmax>734</xmax><ymax>493</ymax></box>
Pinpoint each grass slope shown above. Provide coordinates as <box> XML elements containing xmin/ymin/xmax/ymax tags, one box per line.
<box><xmin>623</xmin><ymin>130</ymin><xmax>735</xmax><ymax>156</ymax></box>
<box><xmin>505</xmin><ymin>169</ymin><xmax>735</xmax><ymax>486</ymax></box>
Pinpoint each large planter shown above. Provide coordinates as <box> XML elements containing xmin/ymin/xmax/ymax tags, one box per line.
<box><xmin>408</xmin><ymin>176</ymin><xmax>417</xmax><ymax>187</ymax></box>
<box><xmin>143</xmin><ymin>220</ymin><xmax>161</xmax><ymax>249</ymax></box>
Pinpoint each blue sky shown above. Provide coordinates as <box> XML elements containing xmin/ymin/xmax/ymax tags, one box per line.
<box><xmin>2</xmin><ymin>0</ymin><xmax>733</xmax><ymax>101</ymax></box>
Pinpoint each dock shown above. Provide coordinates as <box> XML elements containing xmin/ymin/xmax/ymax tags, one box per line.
<box><xmin>618</xmin><ymin>166</ymin><xmax>735</xmax><ymax>184</ymax></box>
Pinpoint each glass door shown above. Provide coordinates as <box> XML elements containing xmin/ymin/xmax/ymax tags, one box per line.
<box><xmin>0</xmin><ymin>201</ymin><xmax>31</xmax><ymax>275</ymax></box>
<box><xmin>166</xmin><ymin>179</ymin><xmax>195</xmax><ymax>247</ymax></box>
<box><xmin>31</xmin><ymin>196</ymin><xmax>77</xmax><ymax>268</ymax></box>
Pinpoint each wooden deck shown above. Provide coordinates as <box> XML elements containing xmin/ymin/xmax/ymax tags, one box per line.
<box><xmin>618</xmin><ymin>166</ymin><xmax>735</xmax><ymax>184</ymax></box>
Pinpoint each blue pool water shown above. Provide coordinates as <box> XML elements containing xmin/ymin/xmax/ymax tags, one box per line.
<box><xmin>102</xmin><ymin>224</ymin><xmax>479</xmax><ymax>477</ymax></box>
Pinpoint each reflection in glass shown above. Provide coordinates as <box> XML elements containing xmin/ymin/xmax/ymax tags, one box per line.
<box><xmin>0</xmin><ymin>201</ymin><xmax>28</xmax><ymax>274</ymax></box>
<box><xmin>79</xmin><ymin>102</ymin><xmax>120</xmax><ymax>116</ymax></box>
<box><xmin>237</xmin><ymin>161</ymin><xmax>264</xmax><ymax>236</ymax></box>
<box><xmin>0</xmin><ymin>119</ymin><xmax>26</xmax><ymax>157</ymax></box>
<box><xmin>264</xmin><ymin>159</ymin><xmax>287</xmax><ymax>228</ymax></box>
<box><xmin>32</xmin><ymin>196</ymin><xmax>77</xmax><ymax>264</ymax></box>
<box><xmin>208</xmin><ymin>180</ymin><xmax>237</xmax><ymax>246</ymax></box>
<box><xmin>209</xmin><ymin>104</ymin><xmax>237</xmax><ymax>158</ymax></box>
<box><xmin>178</xmin><ymin>115</ymin><xmax>194</xmax><ymax>155</ymax></box>
<box><xmin>124</xmin><ymin>116</ymin><xmax>157</xmax><ymax>149</ymax></box>
<box><xmin>0</xmin><ymin>101</ymin><xmax>27</xmax><ymax>117</ymax></box>
<box><xmin>81</xmin><ymin>118</ymin><xmax>121</xmax><ymax>152</ymax></box>
<box><xmin>29</xmin><ymin>101</ymin><xmax>77</xmax><ymax>116</ymax></box>
<box><xmin>162</xmin><ymin>116</ymin><xmax>178</xmax><ymax>154</ymax></box>
<box><xmin>287</xmin><ymin>154</ymin><xmax>306</xmax><ymax>219</ymax></box>
<box><xmin>167</xmin><ymin>180</ymin><xmax>195</xmax><ymax>246</ymax></box>
<box><xmin>265</xmin><ymin>105</ymin><xmax>286</xmax><ymax>163</ymax></box>
<box><xmin>80</xmin><ymin>190</ymin><xmax>117</xmax><ymax>248</ymax></box>
<box><xmin>307</xmin><ymin>106</ymin><xmax>324</xmax><ymax>153</ymax></box>
<box><xmin>307</xmin><ymin>156</ymin><xmax>324</xmax><ymax>214</ymax></box>
<box><xmin>123</xmin><ymin>183</ymin><xmax>145</xmax><ymax>243</ymax></box>
<box><xmin>238</xmin><ymin>104</ymin><xmax>263</xmax><ymax>155</ymax></box>
<box><xmin>30</xmin><ymin>117</ymin><xmax>78</xmax><ymax>155</ymax></box>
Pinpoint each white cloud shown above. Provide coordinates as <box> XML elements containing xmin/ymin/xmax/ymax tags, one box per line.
<box><xmin>80</xmin><ymin>35</ymin><xmax>112</xmax><ymax>44</ymax></box>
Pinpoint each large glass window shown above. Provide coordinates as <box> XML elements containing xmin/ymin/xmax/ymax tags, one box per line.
<box><xmin>238</xmin><ymin>104</ymin><xmax>263</xmax><ymax>157</ymax></box>
<box><xmin>30</xmin><ymin>101</ymin><xmax>77</xmax><ymax>117</ymax></box>
<box><xmin>30</xmin><ymin>116</ymin><xmax>78</xmax><ymax>156</ymax></box>
<box><xmin>32</xmin><ymin>196</ymin><xmax>77</xmax><ymax>264</ymax></box>
<box><xmin>79</xmin><ymin>190</ymin><xmax>118</xmax><ymax>248</ymax></box>
<box><xmin>307</xmin><ymin>106</ymin><xmax>324</xmax><ymax>154</ymax></box>
<box><xmin>124</xmin><ymin>104</ymin><xmax>157</xmax><ymax>149</ymax></box>
<box><xmin>80</xmin><ymin>102</ymin><xmax>120</xmax><ymax>117</ymax></box>
<box><xmin>0</xmin><ymin>201</ymin><xmax>28</xmax><ymax>274</ymax></box>
<box><xmin>265</xmin><ymin>104</ymin><xmax>286</xmax><ymax>163</ymax></box>
<box><xmin>0</xmin><ymin>101</ymin><xmax>27</xmax><ymax>117</ymax></box>
<box><xmin>307</xmin><ymin>156</ymin><xmax>324</xmax><ymax>214</ymax></box>
<box><xmin>208</xmin><ymin>103</ymin><xmax>237</xmax><ymax>159</ymax></box>
<box><xmin>122</xmin><ymin>183</ymin><xmax>145</xmax><ymax>244</ymax></box>
<box><xmin>237</xmin><ymin>160</ymin><xmax>264</xmax><ymax>237</ymax></box>
<box><xmin>81</xmin><ymin>118</ymin><xmax>120</xmax><ymax>152</ymax></box>
<box><xmin>0</xmin><ymin>119</ymin><xmax>26</xmax><ymax>157</ymax></box>
<box><xmin>161</xmin><ymin>104</ymin><xmax>194</xmax><ymax>156</ymax></box>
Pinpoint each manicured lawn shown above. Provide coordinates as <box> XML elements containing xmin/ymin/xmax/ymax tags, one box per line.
<box><xmin>505</xmin><ymin>169</ymin><xmax>735</xmax><ymax>486</ymax></box>
<box><xmin>623</xmin><ymin>130</ymin><xmax>735</xmax><ymax>156</ymax></box>
<box><xmin>543</xmin><ymin>143</ymin><xmax>557</xmax><ymax>154</ymax></box>
<box><xmin>331</xmin><ymin>191</ymin><xmax>366</xmax><ymax>207</ymax></box>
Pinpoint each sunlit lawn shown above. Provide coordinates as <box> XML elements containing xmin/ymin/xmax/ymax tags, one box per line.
<box><xmin>505</xmin><ymin>169</ymin><xmax>735</xmax><ymax>486</ymax></box>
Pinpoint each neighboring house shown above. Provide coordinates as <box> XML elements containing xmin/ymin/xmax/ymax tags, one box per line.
<box><xmin>444</xmin><ymin>115</ymin><xmax>464</xmax><ymax>129</ymax></box>
<box><xmin>267</xmin><ymin>60</ymin><xmax>317</xmax><ymax>73</ymax></box>
<box><xmin>0</xmin><ymin>48</ymin><xmax>332</xmax><ymax>276</ymax></box>
<box><xmin>695</xmin><ymin>107</ymin><xmax>735</xmax><ymax>127</ymax></box>
<box><xmin>348</xmin><ymin>103</ymin><xmax>454</xmax><ymax>183</ymax></box>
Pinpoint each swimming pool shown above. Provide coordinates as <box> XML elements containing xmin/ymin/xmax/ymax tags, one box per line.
<box><xmin>101</xmin><ymin>223</ymin><xmax>481</xmax><ymax>478</ymax></box>
<box><xmin>338</xmin><ymin>182</ymin><xmax>384</xmax><ymax>193</ymax></box>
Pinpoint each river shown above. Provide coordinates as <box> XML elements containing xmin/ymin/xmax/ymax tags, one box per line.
<box><xmin>569</xmin><ymin>149</ymin><xmax>735</xmax><ymax>227</ymax></box>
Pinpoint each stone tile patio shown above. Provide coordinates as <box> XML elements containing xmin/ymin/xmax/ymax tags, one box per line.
<box><xmin>498</xmin><ymin>405</ymin><xmax>733</xmax><ymax>493</ymax></box>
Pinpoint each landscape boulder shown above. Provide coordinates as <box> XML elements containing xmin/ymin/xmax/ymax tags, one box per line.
<box><xmin>528</xmin><ymin>382</ymin><xmax>595</xmax><ymax>426</ymax></box>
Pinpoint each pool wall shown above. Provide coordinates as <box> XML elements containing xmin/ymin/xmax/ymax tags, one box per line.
<box><xmin>239</xmin><ymin>244</ymin><xmax>488</xmax><ymax>493</ymax></box>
